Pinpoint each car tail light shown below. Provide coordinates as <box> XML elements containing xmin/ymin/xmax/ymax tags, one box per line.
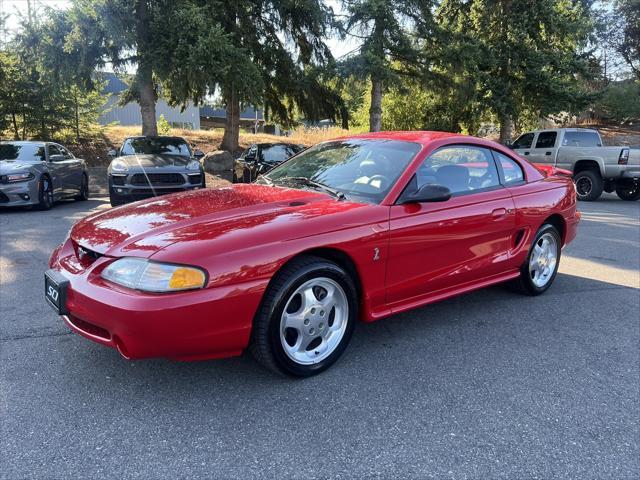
<box><xmin>618</xmin><ymin>148</ymin><xmax>630</xmax><ymax>165</ymax></box>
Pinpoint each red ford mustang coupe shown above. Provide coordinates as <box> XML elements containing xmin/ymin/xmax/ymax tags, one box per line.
<box><xmin>46</xmin><ymin>131</ymin><xmax>580</xmax><ymax>376</ymax></box>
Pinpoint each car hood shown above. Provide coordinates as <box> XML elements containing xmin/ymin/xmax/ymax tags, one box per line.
<box><xmin>115</xmin><ymin>154</ymin><xmax>193</xmax><ymax>169</ymax></box>
<box><xmin>0</xmin><ymin>160</ymin><xmax>36</xmax><ymax>174</ymax></box>
<box><xmin>71</xmin><ymin>184</ymin><xmax>367</xmax><ymax>257</ymax></box>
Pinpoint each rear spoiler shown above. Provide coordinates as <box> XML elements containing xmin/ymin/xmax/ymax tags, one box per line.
<box><xmin>533</xmin><ymin>164</ymin><xmax>573</xmax><ymax>177</ymax></box>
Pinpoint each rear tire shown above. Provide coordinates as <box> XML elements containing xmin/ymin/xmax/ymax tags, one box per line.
<box><xmin>511</xmin><ymin>224</ymin><xmax>561</xmax><ymax>296</ymax></box>
<box><xmin>250</xmin><ymin>256</ymin><xmax>357</xmax><ymax>377</ymax></box>
<box><xmin>75</xmin><ymin>173</ymin><xmax>89</xmax><ymax>201</ymax></box>
<box><xmin>37</xmin><ymin>175</ymin><xmax>54</xmax><ymax>210</ymax></box>
<box><xmin>574</xmin><ymin>170</ymin><xmax>603</xmax><ymax>201</ymax></box>
<box><xmin>615</xmin><ymin>182</ymin><xmax>640</xmax><ymax>201</ymax></box>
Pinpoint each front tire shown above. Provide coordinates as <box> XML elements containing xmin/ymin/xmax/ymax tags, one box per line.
<box><xmin>109</xmin><ymin>193</ymin><xmax>125</xmax><ymax>207</ymax></box>
<box><xmin>512</xmin><ymin>224</ymin><xmax>561</xmax><ymax>296</ymax></box>
<box><xmin>37</xmin><ymin>175</ymin><xmax>54</xmax><ymax>210</ymax></box>
<box><xmin>615</xmin><ymin>182</ymin><xmax>640</xmax><ymax>201</ymax></box>
<box><xmin>574</xmin><ymin>170</ymin><xmax>603</xmax><ymax>201</ymax></box>
<box><xmin>250</xmin><ymin>256</ymin><xmax>358</xmax><ymax>377</ymax></box>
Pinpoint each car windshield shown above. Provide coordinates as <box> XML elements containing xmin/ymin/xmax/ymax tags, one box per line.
<box><xmin>121</xmin><ymin>138</ymin><xmax>191</xmax><ymax>156</ymax></box>
<box><xmin>262</xmin><ymin>144</ymin><xmax>299</xmax><ymax>163</ymax></box>
<box><xmin>261</xmin><ymin>139</ymin><xmax>422</xmax><ymax>203</ymax></box>
<box><xmin>0</xmin><ymin>143</ymin><xmax>46</xmax><ymax>162</ymax></box>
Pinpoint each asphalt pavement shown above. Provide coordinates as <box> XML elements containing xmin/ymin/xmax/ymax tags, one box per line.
<box><xmin>1</xmin><ymin>194</ymin><xmax>638</xmax><ymax>479</ymax></box>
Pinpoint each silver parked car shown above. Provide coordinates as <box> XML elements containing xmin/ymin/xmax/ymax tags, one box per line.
<box><xmin>107</xmin><ymin>136</ymin><xmax>206</xmax><ymax>206</ymax></box>
<box><xmin>0</xmin><ymin>141</ymin><xmax>89</xmax><ymax>210</ymax></box>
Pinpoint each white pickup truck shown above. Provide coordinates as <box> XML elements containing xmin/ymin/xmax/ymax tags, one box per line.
<box><xmin>509</xmin><ymin>128</ymin><xmax>640</xmax><ymax>201</ymax></box>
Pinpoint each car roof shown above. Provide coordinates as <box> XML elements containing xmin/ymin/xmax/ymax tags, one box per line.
<box><xmin>256</xmin><ymin>142</ymin><xmax>301</xmax><ymax>148</ymax></box>
<box><xmin>333</xmin><ymin>130</ymin><xmax>460</xmax><ymax>146</ymax></box>
<box><xmin>124</xmin><ymin>136</ymin><xmax>188</xmax><ymax>141</ymax></box>
<box><xmin>528</xmin><ymin>128</ymin><xmax>598</xmax><ymax>133</ymax></box>
<box><xmin>0</xmin><ymin>140</ymin><xmax>47</xmax><ymax>146</ymax></box>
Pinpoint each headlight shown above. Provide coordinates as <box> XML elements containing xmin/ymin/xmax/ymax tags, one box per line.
<box><xmin>186</xmin><ymin>160</ymin><xmax>201</xmax><ymax>171</ymax></box>
<box><xmin>101</xmin><ymin>257</ymin><xmax>207</xmax><ymax>292</ymax></box>
<box><xmin>6</xmin><ymin>172</ymin><xmax>34</xmax><ymax>183</ymax></box>
<box><xmin>111</xmin><ymin>159</ymin><xmax>129</xmax><ymax>172</ymax></box>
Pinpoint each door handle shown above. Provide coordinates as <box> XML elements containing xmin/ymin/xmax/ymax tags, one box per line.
<box><xmin>491</xmin><ymin>208</ymin><xmax>507</xmax><ymax>218</ymax></box>
<box><xmin>523</xmin><ymin>151</ymin><xmax>530</xmax><ymax>155</ymax></box>
<box><xmin>545</xmin><ymin>151</ymin><xmax>552</xmax><ymax>156</ymax></box>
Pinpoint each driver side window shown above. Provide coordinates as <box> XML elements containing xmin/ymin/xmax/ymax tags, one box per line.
<box><xmin>48</xmin><ymin>145</ymin><xmax>64</xmax><ymax>161</ymax></box>
<box><xmin>57</xmin><ymin>145</ymin><xmax>73</xmax><ymax>159</ymax></box>
<box><xmin>417</xmin><ymin>146</ymin><xmax>500</xmax><ymax>195</ymax></box>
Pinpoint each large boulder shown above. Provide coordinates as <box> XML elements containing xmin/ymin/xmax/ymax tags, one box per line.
<box><xmin>203</xmin><ymin>150</ymin><xmax>234</xmax><ymax>181</ymax></box>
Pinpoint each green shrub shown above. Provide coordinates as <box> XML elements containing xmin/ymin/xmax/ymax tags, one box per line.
<box><xmin>157</xmin><ymin>114</ymin><xmax>172</xmax><ymax>135</ymax></box>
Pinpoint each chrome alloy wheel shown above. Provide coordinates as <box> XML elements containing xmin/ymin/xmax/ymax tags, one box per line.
<box><xmin>529</xmin><ymin>232</ymin><xmax>558</xmax><ymax>288</ymax></box>
<box><xmin>280</xmin><ymin>277</ymin><xmax>349</xmax><ymax>365</ymax></box>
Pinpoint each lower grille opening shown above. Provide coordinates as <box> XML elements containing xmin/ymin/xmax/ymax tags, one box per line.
<box><xmin>130</xmin><ymin>188</ymin><xmax>186</xmax><ymax>197</ymax></box>
<box><xmin>68</xmin><ymin>315</ymin><xmax>111</xmax><ymax>340</ymax></box>
<box><xmin>0</xmin><ymin>191</ymin><xmax>9</xmax><ymax>203</ymax></box>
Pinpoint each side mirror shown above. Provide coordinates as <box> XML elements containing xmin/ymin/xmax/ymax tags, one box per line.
<box><xmin>194</xmin><ymin>149</ymin><xmax>205</xmax><ymax>159</ymax></box>
<box><xmin>505</xmin><ymin>142</ymin><xmax>514</xmax><ymax>149</ymax></box>
<box><xmin>108</xmin><ymin>149</ymin><xmax>117</xmax><ymax>158</ymax></box>
<box><xmin>49</xmin><ymin>154</ymin><xmax>65</xmax><ymax>162</ymax></box>
<box><xmin>402</xmin><ymin>183</ymin><xmax>452</xmax><ymax>204</ymax></box>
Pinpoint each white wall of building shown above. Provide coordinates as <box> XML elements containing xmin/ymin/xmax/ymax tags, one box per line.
<box><xmin>99</xmin><ymin>96</ymin><xmax>201</xmax><ymax>130</ymax></box>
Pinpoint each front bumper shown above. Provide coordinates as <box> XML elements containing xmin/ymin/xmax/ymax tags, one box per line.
<box><xmin>47</xmin><ymin>238</ymin><xmax>265</xmax><ymax>361</ymax></box>
<box><xmin>110</xmin><ymin>172</ymin><xmax>205</xmax><ymax>202</ymax></box>
<box><xmin>0</xmin><ymin>178</ymin><xmax>39</xmax><ymax>206</ymax></box>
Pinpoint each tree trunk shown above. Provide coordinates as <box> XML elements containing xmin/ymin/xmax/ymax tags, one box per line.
<box><xmin>369</xmin><ymin>77</ymin><xmax>383</xmax><ymax>132</ymax></box>
<box><xmin>74</xmin><ymin>91</ymin><xmax>80</xmax><ymax>140</ymax></box>
<box><xmin>138</xmin><ymin>68</ymin><xmax>157</xmax><ymax>136</ymax></box>
<box><xmin>11</xmin><ymin>112</ymin><xmax>19</xmax><ymax>140</ymax></box>
<box><xmin>499</xmin><ymin>114</ymin><xmax>513</xmax><ymax>145</ymax></box>
<box><xmin>341</xmin><ymin>106</ymin><xmax>349</xmax><ymax>130</ymax></box>
<box><xmin>221</xmin><ymin>85</ymin><xmax>240</xmax><ymax>153</ymax></box>
<box><xmin>136</xmin><ymin>0</ymin><xmax>157</xmax><ymax>136</ymax></box>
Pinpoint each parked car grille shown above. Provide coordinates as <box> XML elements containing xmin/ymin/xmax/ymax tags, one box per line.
<box><xmin>130</xmin><ymin>188</ymin><xmax>187</xmax><ymax>198</ymax></box>
<box><xmin>188</xmin><ymin>174</ymin><xmax>202</xmax><ymax>185</ymax></box>
<box><xmin>130</xmin><ymin>173</ymin><xmax>185</xmax><ymax>186</ymax></box>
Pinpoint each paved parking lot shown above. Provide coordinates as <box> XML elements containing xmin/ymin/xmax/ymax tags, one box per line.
<box><xmin>1</xmin><ymin>195</ymin><xmax>638</xmax><ymax>479</ymax></box>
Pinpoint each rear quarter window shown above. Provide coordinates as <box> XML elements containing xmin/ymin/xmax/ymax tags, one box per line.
<box><xmin>562</xmin><ymin>131</ymin><xmax>601</xmax><ymax>147</ymax></box>
<box><xmin>494</xmin><ymin>152</ymin><xmax>525</xmax><ymax>184</ymax></box>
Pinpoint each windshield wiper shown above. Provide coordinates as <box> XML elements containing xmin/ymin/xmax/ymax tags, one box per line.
<box><xmin>277</xmin><ymin>176</ymin><xmax>346</xmax><ymax>200</ymax></box>
<box><xmin>256</xmin><ymin>174</ymin><xmax>273</xmax><ymax>185</ymax></box>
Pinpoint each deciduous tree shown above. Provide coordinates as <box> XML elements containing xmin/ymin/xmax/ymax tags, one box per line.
<box><xmin>341</xmin><ymin>0</ymin><xmax>434</xmax><ymax>132</ymax></box>
<box><xmin>436</xmin><ymin>0</ymin><xmax>594</xmax><ymax>142</ymax></box>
